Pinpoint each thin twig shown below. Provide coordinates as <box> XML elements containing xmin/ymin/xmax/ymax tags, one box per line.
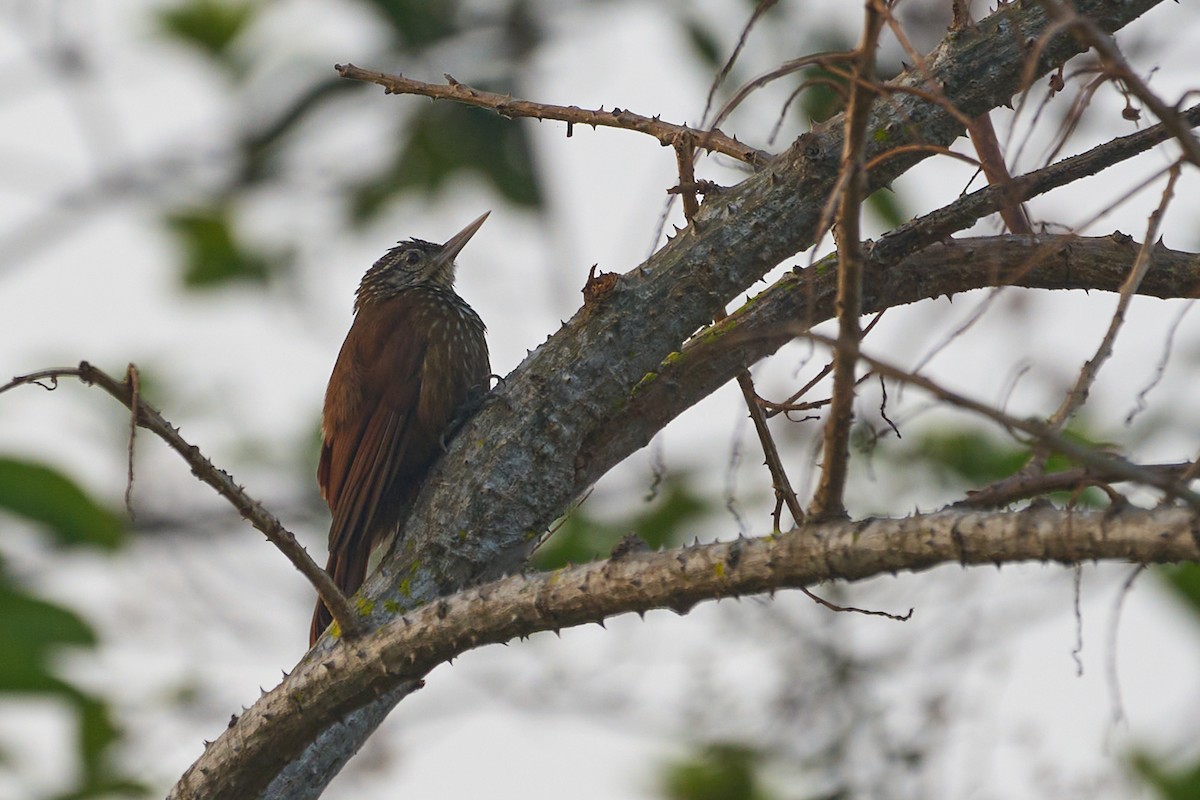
<box><xmin>1</xmin><ymin>362</ymin><xmax>363</xmax><ymax>641</ymax></box>
<box><xmin>673</xmin><ymin>135</ymin><xmax>701</xmax><ymax>222</ymax></box>
<box><xmin>124</xmin><ymin>363</ymin><xmax>139</xmax><ymax>519</ymax></box>
<box><xmin>957</xmin><ymin>462</ymin><xmax>1194</xmax><ymax>509</ymax></box>
<box><xmin>1045</xmin><ymin>163</ymin><xmax>1181</xmax><ymax>433</ymax></box>
<box><xmin>803</xmin><ymin>336</ymin><xmax>1200</xmax><ymax>508</ymax></box>
<box><xmin>809</xmin><ymin>1</ymin><xmax>884</xmax><ymax>521</ymax></box>
<box><xmin>699</xmin><ymin>0</ymin><xmax>779</xmax><ymax>127</ymax></box>
<box><xmin>966</xmin><ymin>112</ymin><xmax>1033</xmax><ymax>233</ymax></box>
<box><xmin>735</xmin><ymin>371</ymin><xmax>805</xmax><ymax>529</ymax></box>
<box><xmin>1127</xmin><ymin>302</ymin><xmax>1193</xmax><ymax>425</ymax></box>
<box><xmin>1041</xmin><ymin>0</ymin><xmax>1200</xmax><ymax>169</ymax></box>
<box><xmin>1106</xmin><ymin>564</ymin><xmax>1145</xmax><ymax>725</ymax></box>
<box><xmin>868</xmin><ymin>104</ymin><xmax>1200</xmax><ymax>268</ymax></box>
<box><xmin>334</xmin><ymin>64</ymin><xmax>771</xmax><ymax>168</ymax></box>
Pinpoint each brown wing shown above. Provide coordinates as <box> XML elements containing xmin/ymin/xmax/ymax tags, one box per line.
<box><xmin>311</xmin><ymin>291</ymin><xmax>490</xmax><ymax>644</ymax></box>
<box><xmin>312</xmin><ymin>295</ymin><xmax>441</xmax><ymax>644</ymax></box>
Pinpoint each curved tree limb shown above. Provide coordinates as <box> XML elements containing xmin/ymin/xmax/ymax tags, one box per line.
<box><xmin>172</xmin><ymin>503</ymin><xmax>1199</xmax><ymax>799</ymax></box>
<box><xmin>578</xmin><ymin>232</ymin><xmax>1200</xmax><ymax>492</ymax></box>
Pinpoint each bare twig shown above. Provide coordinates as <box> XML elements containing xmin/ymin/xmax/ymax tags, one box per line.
<box><xmin>1</xmin><ymin>362</ymin><xmax>363</xmax><ymax>641</ymax></box>
<box><xmin>1106</xmin><ymin>564</ymin><xmax>1146</xmax><ymax>725</ymax></box>
<box><xmin>673</xmin><ymin>135</ymin><xmax>702</xmax><ymax>223</ymax></box>
<box><xmin>1045</xmin><ymin>163</ymin><xmax>1181</xmax><ymax>432</ymax></box>
<box><xmin>1041</xmin><ymin>0</ymin><xmax>1200</xmax><ymax>169</ymax></box>
<box><xmin>699</xmin><ymin>0</ymin><xmax>780</xmax><ymax>127</ymax></box>
<box><xmin>881</xmin><ymin>2</ymin><xmax>1030</xmax><ymax>233</ymax></box>
<box><xmin>334</xmin><ymin>64</ymin><xmax>771</xmax><ymax>168</ymax></box>
<box><xmin>804</xmin><ymin>335</ymin><xmax>1200</xmax><ymax>508</ymax></box>
<box><xmin>810</xmin><ymin>1</ymin><xmax>884</xmax><ymax>520</ymax></box>
<box><xmin>735</xmin><ymin>370</ymin><xmax>805</xmax><ymax>529</ymax></box>
<box><xmin>966</xmin><ymin>112</ymin><xmax>1033</xmax><ymax>233</ymax></box>
<box><xmin>869</xmin><ymin>104</ymin><xmax>1200</xmax><ymax>267</ymax></box>
<box><xmin>1126</xmin><ymin>302</ymin><xmax>1193</xmax><ymax>425</ymax></box>
<box><xmin>124</xmin><ymin>363</ymin><xmax>140</xmax><ymax>518</ymax></box>
<box><xmin>958</xmin><ymin>462</ymin><xmax>1194</xmax><ymax>509</ymax></box>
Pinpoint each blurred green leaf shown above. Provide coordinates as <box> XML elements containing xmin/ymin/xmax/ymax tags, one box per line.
<box><xmin>533</xmin><ymin>474</ymin><xmax>709</xmax><ymax>570</ymax></box>
<box><xmin>661</xmin><ymin>743</ymin><xmax>774</xmax><ymax>800</ymax></box>
<box><xmin>0</xmin><ymin>562</ymin><xmax>147</xmax><ymax>798</ymax></box>
<box><xmin>799</xmin><ymin>72</ymin><xmax>841</xmax><ymax>124</ymax></box>
<box><xmin>352</xmin><ymin>100</ymin><xmax>542</xmax><ymax>223</ymax></box>
<box><xmin>911</xmin><ymin>429</ymin><xmax>1027</xmax><ymax>485</ymax></box>
<box><xmin>895</xmin><ymin>427</ymin><xmax>1108</xmax><ymax>507</ymax></box>
<box><xmin>158</xmin><ymin>0</ymin><xmax>257</xmax><ymax>58</ymax></box>
<box><xmin>1132</xmin><ymin>752</ymin><xmax>1200</xmax><ymax>800</ymax></box>
<box><xmin>0</xmin><ymin>458</ymin><xmax>123</xmax><ymax>550</ymax></box>
<box><xmin>499</xmin><ymin>0</ymin><xmax>542</xmax><ymax>64</ymax></box>
<box><xmin>867</xmin><ymin>186</ymin><xmax>906</xmax><ymax>229</ymax></box>
<box><xmin>166</xmin><ymin>206</ymin><xmax>275</xmax><ymax>287</ymax></box>
<box><xmin>1158</xmin><ymin>563</ymin><xmax>1200</xmax><ymax>614</ymax></box>
<box><xmin>685</xmin><ymin>19</ymin><xmax>723</xmax><ymax>69</ymax></box>
<box><xmin>0</xmin><ymin>579</ymin><xmax>96</xmax><ymax>676</ymax></box>
<box><xmin>362</xmin><ymin>0</ymin><xmax>461</xmax><ymax>50</ymax></box>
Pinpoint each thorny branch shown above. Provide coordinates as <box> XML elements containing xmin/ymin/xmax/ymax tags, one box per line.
<box><xmin>334</xmin><ymin>63</ymin><xmax>771</xmax><ymax>168</ymax></box>
<box><xmin>0</xmin><ymin>363</ymin><xmax>363</xmax><ymax>641</ymax></box>
<box><xmin>810</xmin><ymin>1</ymin><xmax>884</xmax><ymax>520</ymax></box>
<box><xmin>172</xmin><ymin>502</ymin><xmax>1200</xmax><ymax>800</ymax></box>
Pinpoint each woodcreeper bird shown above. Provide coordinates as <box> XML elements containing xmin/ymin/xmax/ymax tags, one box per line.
<box><xmin>310</xmin><ymin>213</ymin><xmax>491</xmax><ymax>645</ymax></box>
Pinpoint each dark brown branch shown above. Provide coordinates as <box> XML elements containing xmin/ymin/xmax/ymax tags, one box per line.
<box><xmin>735</xmin><ymin>371</ymin><xmax>805</xmax><ymax>529</ymax></box>
<box><xmin>580</xmin><ymin>232</ymin><xmax>1200</xmax><ymax>499</ymax></box>
<box><xmin>870</xmin><ymin>103</ymin><xmax>1200</xmax><ymax>265</ymax></box>
<box><xmin>0</xmin><ymin>362</ymin><xmax>362</xmax><ymax>641</ymax></box>
<box><xmin>966</xmin><ymin>112</ymin><xmax>1033</xmax><ymax>234</ymax></box>
<box><xmin>810</xmin><ymin>2</ymin><xmax>884</xmax><ymax>520</ymax></box>
<box><xmin>334</xmin><ymin>63</ymin><xmax>771</xmax><ymax>168</ymax></box>
<box><xmin>577</xmin><ymin>95</ymin><xmax>1200</xmax><ymax>488</ymax></box>
<box><xmin>958</xmin><ymin>462</ymin><xmax>1194</xmax><ymax>509</ymax></box>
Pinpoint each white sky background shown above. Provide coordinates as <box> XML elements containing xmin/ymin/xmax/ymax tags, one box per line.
<box><xmin>3</xmin><ymin>1</ymin><xmax>1200</xmax><ymax>798</ymax></box>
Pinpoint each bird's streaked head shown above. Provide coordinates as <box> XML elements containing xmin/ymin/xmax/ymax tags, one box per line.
<box><xmin>356</xmin><ymin>212</ymin><xmax>489</xmax><ymax>310</ymax></box>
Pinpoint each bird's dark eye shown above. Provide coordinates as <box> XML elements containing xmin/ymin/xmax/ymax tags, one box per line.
<box><xmin>405</xmin><ymin>250</ymin><xmax>422</xmax><ymax>266</ymax></box>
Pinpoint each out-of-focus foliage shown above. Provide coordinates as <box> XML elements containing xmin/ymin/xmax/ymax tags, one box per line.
<box><xmin>166</xmin><ymin>205</ymin><xmax>277</xmax><ymax>288</ymax></box>
<box><xmin>1130</xmin><ymin>568</ymin><xmax>1200</xmax><ymax>800</ymax></box>
<box><xmin>157</xmin><ymin>0</ymin><xmax>259</xmax><ymax>60</ymax></box>
<box><xmin>0</xmin><ymin>459</ymin><xmax>124</xmax><ymax>550</ymax></box>
<box><xmin>351</xmin><ymin>98</ymin><xmax>542</xmax><ymax>224</ymax></box>
<box><xmin>886</xmin><ymin>426</ymin><xmax>1107</xmax><ymax>507</ymax></box>
<box><xmin>0</xmin><ymin>459</ymin><xmax>144</xmax><ymax>799</ymax></box>
<box><xmin>660</xmin><ymin>743</ymin><xmax>776</xmax><ymax>800</ymax></box>
<box><xmin>1133</xmin><ymin>753</ymin><xmax>1200</xmax><ymax>800</ymax></box>
<box><xmin>154</xmin><ymin>0</ymin><xmax>548</xmax><ymax>287</ymax></box>
<box><xmin>907</xmin><ymin>428</ymin><xmax>1028</xmax><ymax>485</ymax></box>
<box><xmin>532</xmin><ymin>474</ymin><xmax>709</xmax><ymax>570</ymax></box>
